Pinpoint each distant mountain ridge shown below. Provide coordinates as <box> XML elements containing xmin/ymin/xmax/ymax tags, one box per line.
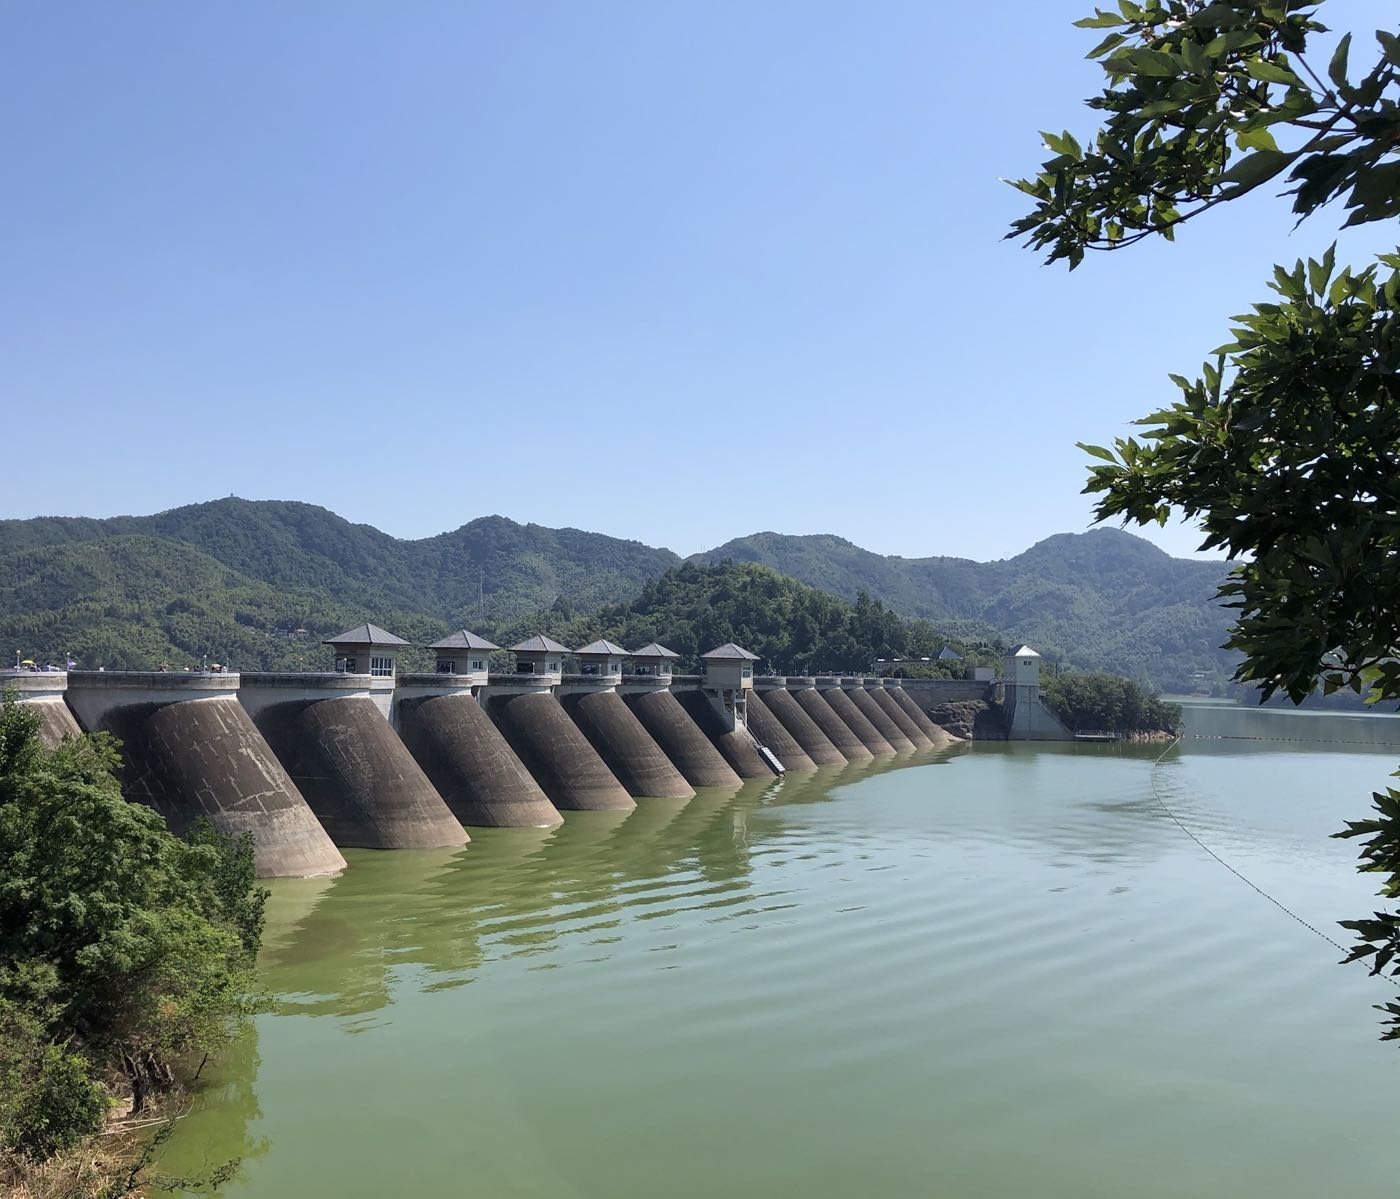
<box><xmin>0</xmin><ymin>498</ymin><xmax>681</xmax><ymax>624</ymax></box>
<box><xmin>691</xmin><ymin>528</ymin><xmax>1237</xmax><ymax>688</ymax></box>
<box><xmin>0</xmin><ymin>499</ymin><xmax>1237</xmax><ymax>688</ymax></box>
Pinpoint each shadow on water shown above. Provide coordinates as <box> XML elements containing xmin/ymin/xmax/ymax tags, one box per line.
<box><xmin>246</xmin><ymin>753</ymin><xmax>931</xmax><ymax>1025</ymax></box>
<box><xmin>165</xmin><ymin>777</ymin><xmax>790</xmax><ymax>1187</ymax></box>
<box><xmin>165</xmin><ymin>799</ymin><xmax>778</xmax><ymax>1183</ymax></box>
<box><xmin>160</xmin><ymin>735</ymin><xmax>1400</xmax><ymax>1199</ymax></box>
<box><xmin>253</xmin><ymin>774</ymin><xmax>843</xmax><ymax>1020</ymax></box>
<box><xmin>237</xmin><ymin>734</ymin><xmax>1372</xmax><ymax>1026</ymax></box>
<box><xmin>174</xmin><ymin>741</ymin><xmax>1191</xmax><ymax>1187</ymax></box>
<box><xmin>159</xmin><ymin>1030</ymin><xmax>270</xmax><ymax>1187</ymax></box>
<box><xmin>258</xmin><ymin>845</ymin><xmax>466</xmax><ymax>1019</ymax></box>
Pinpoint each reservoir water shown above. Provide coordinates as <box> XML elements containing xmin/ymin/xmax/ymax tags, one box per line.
<box><xmin>165</xmin><ymin>726</ymin><xmax>1400</xmax><ymax>1197</ymax></box>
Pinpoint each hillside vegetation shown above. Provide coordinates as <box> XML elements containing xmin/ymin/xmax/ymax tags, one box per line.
<box><xmin>492</xmin><ymin>561</ymin><xmax>1002</xmax><ymax>675</ymax></box>
<box><xmin>0</xmin><ymin>499</ymin><xmax>1235</xmax><ymax>688</ymax></box>
<box><xmin>1040</xmin><ymin>672</ymin><xmax>1181</xmax><ymax>736</ymax></box>
<box><xmin>0</xmin><ymin>500</ymin><xmax>679</xmax><ymax>671</ymax></box>
<box><xmin>693</xmin><ymin>528</ymin><xmax>1236</xmax><ymax>690</ymax></box>
<box><xmin>0</xmin><ymin>499</ymin><xmax>679</xmax><ymax>627</ymax></box>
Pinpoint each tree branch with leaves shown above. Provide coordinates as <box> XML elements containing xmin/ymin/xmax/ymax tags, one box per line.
<box><xmin>1009</xmin><ymin>0</ymin><xmax>1400</xmax><ymax>1038</ymax></box>
<box><xmin>1010</xmin><ymin>0</ymin><xmax>1400</xmax><ymax>264</ymax></box>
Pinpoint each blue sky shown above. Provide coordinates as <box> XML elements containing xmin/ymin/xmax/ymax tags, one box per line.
<box><xmin>2</xmin><ymin>1</ymin><xmax>1384</xmax><ymax>562</ymax></box>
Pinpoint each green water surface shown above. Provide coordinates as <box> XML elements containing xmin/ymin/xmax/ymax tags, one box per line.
<box><xmin>165</xmin><ymin>742</ymin><xmax>1400</xmax><ymax>1198</ymax></box>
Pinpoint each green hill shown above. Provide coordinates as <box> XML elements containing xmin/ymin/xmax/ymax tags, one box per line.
<box><xmin>0</xmin><ymin>500</ymin><xmax>680</xmax><ymax>671</ymax></box>
<box><xmin>0</xmin><ymin>536</ymin><xmax>358</xmax><ymax>671</ymax></box>
<box><xmin>0</xmin><ymin>498</ymin><xmax>679</xmax><ymax>642</ymax></box>
<box><xmin>691</xmin><ymin>528</ymin><xmax>1237</xmax><ymax>691</ymax></box>
<box><xmin>0</xmin><ymin>499</ymin><xmax>1238</xmax><ymax>688</ymax></box>
<box><xmin>487</xmin><ymin>560</ymin><xmax>994</xmax><ymax>675</ymax></box>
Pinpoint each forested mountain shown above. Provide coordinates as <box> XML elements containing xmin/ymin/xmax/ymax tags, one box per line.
<box><xmin>0</xmin><ymin>498</ymin><xmax>1236</xmax><ymax>688</ymax></box>
<box><xmin>0</xmin><ymin>500</ymin><xmax>679</xmax><ymax>671</ymax></box>
<box><xmin>0</xmin><ymin>499</ymin><xmax>679</xmax><ymax>630</ymax></box>
<box><xmin>0</xmin><ymin>536</ymin><xmax>384</xmax><ymax>671</ymax></box>
<box><xmin>489</xmin><ymin>561</ymin><xmax>1000</xmax><ymax>676</ymax></box>
<box><xmin>0</xmin><ymin>540</ymin><xmax>974</xmax><ymax>677</ymax></box>
<box><xmin>692</xmin><ymin>528</ymin><xmax>1237</xmax><ymax>690</ymax></box>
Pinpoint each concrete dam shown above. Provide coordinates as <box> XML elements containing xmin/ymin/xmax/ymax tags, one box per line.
<box><xmin>7</xmin><ymin>627</ymin><xmax>1067</xmax><ymax>878</ymax></box>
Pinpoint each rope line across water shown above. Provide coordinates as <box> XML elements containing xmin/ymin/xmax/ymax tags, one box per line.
<box><xmin>1147</xmin><ymin>736</ymin><xmax>1358</xmax><ymax>960</ymax></box>
<box><xmin>1189</xmin><ymin>733</ymin><xmax>1400</xmax><ymax>747</ymax></box>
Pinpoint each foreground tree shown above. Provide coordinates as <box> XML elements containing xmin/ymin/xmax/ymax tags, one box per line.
<box><xmin>0</xmin><ymin>693</ymin><xmax>266</xmax><ymax>1182</ymax></box>
<box><xmin>1010</xmin><ymin>0</ymin><xmax>1400</xmax><ymax>1036</ymax></box>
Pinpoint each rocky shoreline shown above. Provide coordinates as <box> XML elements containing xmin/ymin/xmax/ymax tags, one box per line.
<box><xmin>927</xmin><ymin>699</ymin><xmax>1007</xmax><ymax>741</ymax></box>
<box><xmin>923</xmin><ymin>698</ymin><xmax>1178</xmax><ymax>743</ymax></box>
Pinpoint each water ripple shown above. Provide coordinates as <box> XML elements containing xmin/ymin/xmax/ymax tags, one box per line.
<box><xmin>163</xmin><ymin>745</ymin><xmax>1400</xmax><ymax>1199</ymax></box>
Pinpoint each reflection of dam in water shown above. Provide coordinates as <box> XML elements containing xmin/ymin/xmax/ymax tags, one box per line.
<box><xmin>158</xmin><ymin>742</ymin><xmax>1400</xmax><ymax>1199</ymax></box>
<box><xmin>8</xmin><ymin>625</ymin><xmax>1076</xmax><ymax>879</ymax></box>
<box><xmin>254</xmin><ymin>773</ymin><xmax>860</xmax><ymax>1021</ymax></box>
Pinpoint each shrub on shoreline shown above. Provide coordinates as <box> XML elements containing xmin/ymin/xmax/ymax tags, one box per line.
<box><xmin>0</xmin><ymin>692</ymin><xmax>266</xmax><ymax>1191</ymax></box>
<box><xmin>1041</xmin><ymin>671</ymin><xmax>1181</xmax><ymax>736</ymax></box>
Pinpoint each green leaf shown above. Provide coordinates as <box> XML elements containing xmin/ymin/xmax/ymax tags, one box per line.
<box><xmin>1117</xmin><ymin>47</ymin><xmax>1181</xmax><ymax>77</ymax></box>
<box><xmin>1237</xmin><ymin>126</ymin><xmax>1278</xmax><ymax>152</ymax></box>
<box><xmin>1328</xmin><ymin>32</ymin><xmax>1351</xmax><ymax>89</ymax></box>
<box><xmin>1041</xmin><ymin>130</ymin><xmax>1082</xmax><ymax>157</ymax></box>
<box><xmin>1307</xmin><ymin>252</ymin><xmax>1332</xmax><ymax>296</ymax></box>
<box><xmin>1378</xmin><ymin>30</ymin><xmax>1400</xmax><ymax>68</ymax></box>
<box><xmin>1289</xmin><ymin>151</ymin><xmax>1359</xmax><ymax>218</ymax></box>
<box><xmin>1189</xmin><ymin>2</ymin><xmax>1240</xmax><ymax>29</ymax></box>
<box><xmin>1088</xmin><ymin>31</ymin><xmax>1128</xmax><ymax>58</ymax></box>
<box><xmin>1245</xmin><ymin>56</ymin><xmax>1301</xmax><ymax>85</ymax></box>
<box><xmin>1078</xmin><ymin>443</ymin><xmax>1119</xmax><ymax>464</ymax></box>
<box><xmin>1073</xmin><ymin>8</ymin><xmax>1124</xmax><ymax>29</ymax></box>
<box><xmin>1205</xmin><ymin>29</ymin><xmax>1263</xmax><ymax>56</ymax></box>
<box><xmin>1218</xmin><ymin>149</ymin><xmax>1293</xmax><ymax>189</ymax></box>
<box><xmin>1232</xmin><ymin>407</ymin><xmax>1269</xmax><ymax>433</ymax></box>
<box><xmin>1180</xmin><ymin>38</ymin><xmax>1209</xmax><ymax>76</ymax></box>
